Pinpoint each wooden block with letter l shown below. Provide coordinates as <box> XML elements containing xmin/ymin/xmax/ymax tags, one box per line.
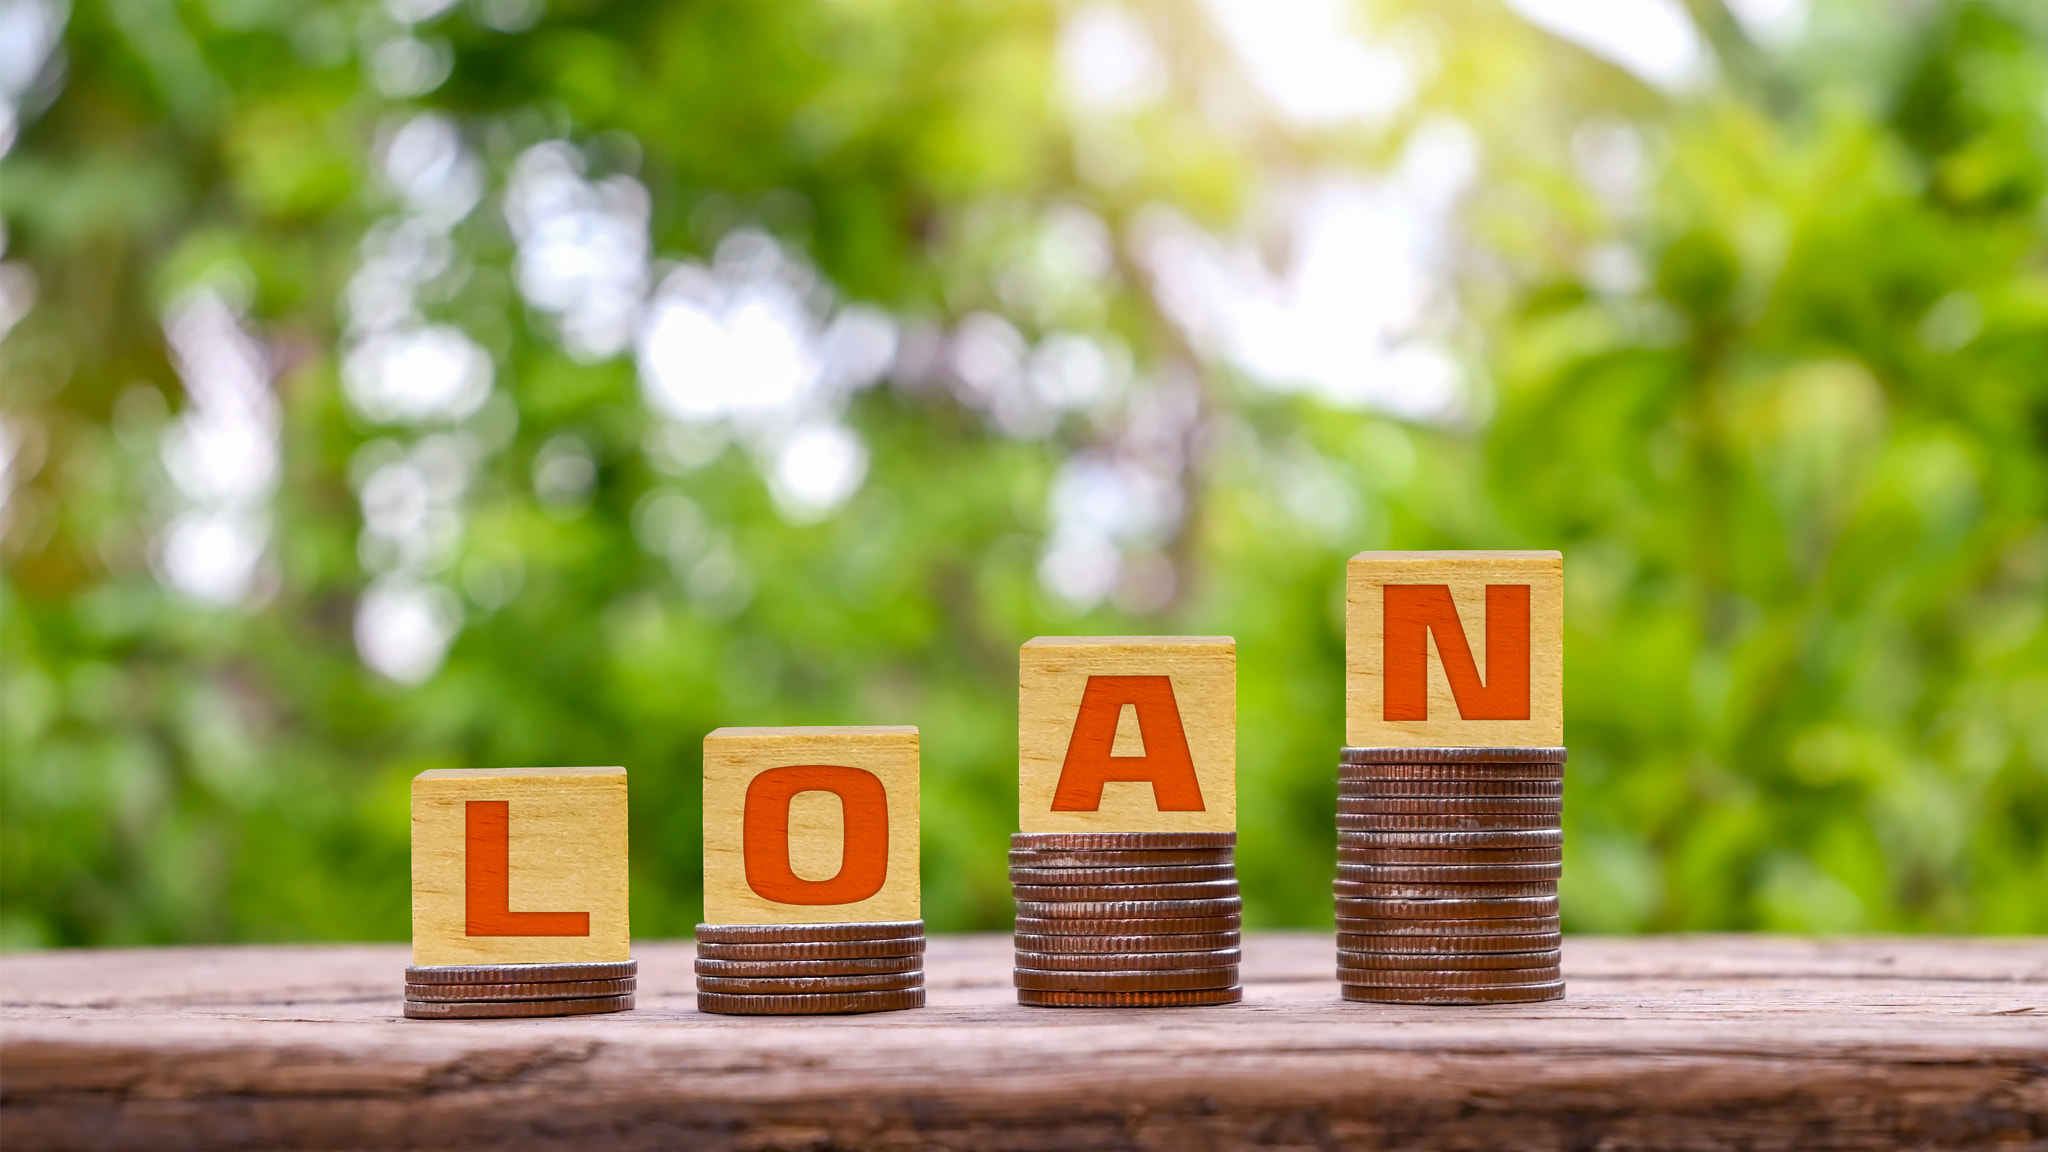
<box><xmin>411</xmin><ymin>767</ymin><xmax>630</xmax><ymax>966</ymax></box>
<box><xmin>408</xmin><ymin>766</ymin><xmax>633</xmax><ymax>1018</ymax></box>
<box><xmin>1345</xmin><ymin>551</ymin><xmax>1563</xmax><ymax>749</ymax></box>
<box><xmin>1019</xmin><ymin>636</ymin><xmax>1236</xmax><ymax>833</ymax></box>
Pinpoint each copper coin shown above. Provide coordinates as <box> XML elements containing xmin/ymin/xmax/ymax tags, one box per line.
<box><xmin>1012</xmin><ymin>832</ymin><xmax>1237</xmax><ymax>850</ymax></box>
<box><xmin>403</xmin><ymin>994</ymin><xmax>632</xmax><ymax>1019</ymax></box>
<box><xmin>1336</xmin><ymin>812</ymin><xmax>1559</xmax><ymax>832</ymax></box>
<box><xmin>403</xmin><ymin>978</ymin><xmax>634</xmax><ymax>1001</ymax></box>
<box><xmin>1018</xmin><ymin>986</ymin><xmax>1242</xmax><ymax>1008</ymax></box>
<box><xmin>694</xmin><ymin>955</ymin><xmax>921</xmax><ymax>977</ymax></box>
<box><xmin>1334</xmin><ymin>880</ymin><xmax>1556</xmax><ymax>900</ymax></box>
<box><xmin>694</xmin><ymin>937</ymin><xmax>925</xmax><ymax>961</ymax></box>
<box><xmin>1341</xmin><ymin>981</ymin><xmax>1565</xmax><ymax>1004</ymax></box>
<box><xmin>1339</xmin><ymin>948</ymin><xmax>1562</xmax><ymax>971</ymax></box>
<box><xmin>1011</xmin><ymin>880</ymin><xmax>1240</xmax><ymax>902</ymax></box>
<box><xmin>1337</xmin><ymin>829</ymin><xmax>1563</xmax><ymax>849</ymax></box>
<box><xmin>1014</xmin><ymin>914</ymin><xmax>1241</xmax><ymax>936</ymax></box>
<box><xmin>1340</xmin><ymin>767</ymin><xmax>1565</xmax><ymax>785</ymax></box>
<box><xmin>695</xmin><ymin>921</ymin><xmax>923</xmax><ymax>943</ymax></box>
<box><xmin>1008</xmin><ymin>863</ymin><xmax>1238</xmax><ymax>885</ymax></box>
<box><xmin>1015</xmin><ymin>897</ymin><xmax>1243</xmax><ymax>920</ymax></box>
<box><xmin>405</xmin><ymin>960</ymin><xmax>637</xmax><ymax>985</ymax></box>
<box><xmin>1339</xmin><ymin>932</ymin><xmax>1563</xmax><ymax>954</ymax></box>
<box><xmin>1009</xmin><ymin>848</ymin><xmax>1234</xmax><ymax>868</ymax></box>
<box><xmin>696</xmin><ymin>988</ymin><xmax>924</xmax><ymax>1015</ymax></box>
<box><xmin>1339</xmin><ymin>965</ymin><xmax>1562</xmax><ymax>987</ymax></box>
<box><xmin>1335</xmin><ymin>914</ymin><xmax>1559</xmax><ymax>936</ymax></box>
<box><xmin>1340</xmin><ymin>778</ymin><xmax>1562</xmax><ymax>799</ymax></box>
<box><xmin>1336</xmin><ymin>861</ymin><xmax>1561</xmax><ymax>883</ymax></box>
<box><xmin>1014</xmin><ymin>931</ymin><xmax>1240</xmax><ymax>954</ymax></box>
<box><xmin>1013</xmin><ymin>966</ymin><xmax>1239</xmax><ymax>992</ymax></box>
<box><xmin>695</xmin><ymin>971</ymin><xmax>923</xmax><ymax>994</ymax></box>
<box><xmin>1340</xmin><ymin>747</ymin><xmax>1568</xmax><ymax>764</ymax></box>
<box><xmin>1337</xmin><ymin>844</ymin><xmax>1561</xmax><ymax>865</ymax></box>
<box><xmin>1014</xmin><ymin>948</ymin><xmax>1241</xmax><ymax>972</ymax></box>
<box><xmin>1336</xmin><ymin>796</ymin><xmax>1563</xmax><ymax>815</ymax></box>
<box><xmin>1334</xmin><ymin>896</ymin><xmax>1559</xmax><ymax>919</ymax></box>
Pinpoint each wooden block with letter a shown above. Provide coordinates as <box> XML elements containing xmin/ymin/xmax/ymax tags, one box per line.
<box><xmin>410</xmin><ymin>766</ymin><xmax>630</xmax><ymax>967</ymax></box>
<box><xmin>702</xmin><ymin>726</ymin><xmax>920</xmax><ymax>925</ymax></box>
<box><xmin>1345</xmin><ymin>551</ymin><xmax>1563</xmax><ymax>748</ymax></box>
<box><xmin>1018</xmin><ymin>637</ymin><xmax>1235</xmax><ymax>833</ymax></box>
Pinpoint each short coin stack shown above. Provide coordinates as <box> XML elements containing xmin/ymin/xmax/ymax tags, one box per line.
<box><xmin>1011</xmin><ymin>831</ymin><xmax>1242</xmax><ymax>1007</ymax></box>
<box><xmin>1336</xmin><ymin>747</ymin><xmax>1565</xmax><ymax>1005</ymax></box>
<box><xmin>403</xmin><ymin>960</ymin><xmax>637</xmax><ymax>1019</ymax></box>
<box><xmin>694</xmin><ymin>921</ymin><xmax>925</xmax><ymax>1015</ymax></box>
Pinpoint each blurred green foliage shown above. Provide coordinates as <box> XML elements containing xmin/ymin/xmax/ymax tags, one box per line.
<box><xmin>2</xmin><ymin>0</ymin><xmax>2044</xmax><ymax>948</ymax></box>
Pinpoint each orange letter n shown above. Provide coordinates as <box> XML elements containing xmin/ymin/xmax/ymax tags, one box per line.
<box><xmin>1383</xmin><ymin>584</ymin><xmax>1531</xmax><ymax>721</ymax></box>
<box><xmin>464</xmin><ymin>801</ymin><xmax>590</xmax><ymax>936</ymax></box>
<box><xmin>743</xmin><ymin>766</ymin><xmax>890</xmax><ymax>905</ymax></box>
<box><xmin>1050</xmin><ymin>675</ymin><xmax>1206</xmax><ymax>812</ymax></box>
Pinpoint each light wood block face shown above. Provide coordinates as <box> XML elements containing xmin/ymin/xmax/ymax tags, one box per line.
<box><xmin>702</xmin><ymin>726</ymin><xmax>920</xmax><ymax>925</ymax></box>
<box><xmin>1019</xmin><ymin>636</ymin><xmax>1236</xmax><ymax>833</ymax></box>
<box><xmin>410</xmin><ymin>766</ymin><xmax>630</xmax><ymax>967</ymax></box>
<box><xmin>1346</xmin><ymin>551</ymin><xmax>1563</xmax><ymax>748</ymax></box>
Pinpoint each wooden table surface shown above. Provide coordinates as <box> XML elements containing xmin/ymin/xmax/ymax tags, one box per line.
<box><xmin>3</xmin><ymin>933</ymin><xmax>2044</xmax><ymax>1151</ymax></box>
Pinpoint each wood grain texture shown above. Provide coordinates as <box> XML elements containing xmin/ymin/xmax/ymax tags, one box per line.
<box><xmin>702</xmin><ymin>726</ymin><xmax>920</xmax><ymax>925</ymax></box>
<box><xmin>3</xmin><ymin>935</ymin><xmax>2043</xmax><ymax>1151</ymax></box>
<box><xmin>1347</xmin><ymin>551</ymin><xmax>1564</xmax><ymax>748</ymax></box>
<box><xmin>1019</xmin><ymin>636</ymin><xmax>1235</xmax><ymax>832</ymax></box>
<box><xmin>411</xmin><ymin>767</ymin><xmax>629</xmax><ymax>966</ymax></box>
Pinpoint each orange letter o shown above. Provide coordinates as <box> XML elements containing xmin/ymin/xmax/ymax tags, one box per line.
<box><xmin>743</xmin><ymin>765</ymin><xmax>890</xmax><ymax>905</ymax></box>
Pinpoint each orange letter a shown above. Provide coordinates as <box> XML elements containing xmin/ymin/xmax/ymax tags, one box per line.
<box><xmin>465</xmin><ymin>801</ymin><xmax>591</xmax><ymax>937</ymax></box>
<box><xmin>1050</xmin><ymin>676</ymin><xmax>1206</xmax><ymax>812</ymax></box>
<box><xmin>1382</xmin><ymin>584</ymin><xmax>1530</xmax><ymax>721</ymax></box>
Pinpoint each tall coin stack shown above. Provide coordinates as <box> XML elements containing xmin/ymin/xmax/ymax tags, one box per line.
<box><xmin>404</xmin><ymin>960</ymin><xmax>637</xmax><ymax>1019</ymax></box>
<box><xmin>1011</xmin><ymin>831</ymin><xmax>1242</xmax><ymax>1007</ymax></box>
<box><xmin>1335</xmin><ymin>747</ymin><xmax>1565</xmax><ymax>1004</ymax></box>
<box><xmin>694</xmin><ymin>920</ymin><xmax>925</xmax><ymax>1015</ymax></box>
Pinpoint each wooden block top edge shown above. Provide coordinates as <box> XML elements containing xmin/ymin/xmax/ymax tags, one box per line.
<box><xmin>413</xmin><ymin>766</ymin><xmax>625</xmax><ymax>782</ymax></box>
<box><xmin>1348</xmin><ymin>550</ymin><xmax>1562</xmax><ymax>564</ymax></box>
<box><xmin>706</xmin><ymin>725</ymin><xmax>919</xmax><ymax>739</ymax></box>
<box><xmin>1022</xmin><ymin>635</ymin><xmax>1235</xmax><ymax>649</ymax></box>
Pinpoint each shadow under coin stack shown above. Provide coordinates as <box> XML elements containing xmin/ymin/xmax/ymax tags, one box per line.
<box><xmin>1011</xmin><ymin>831</ymin><xmax>1242</xmax><ymax>1007</ymax></box>
<box><xmin>694</xmin><ymin>921</ymin><xmax>926</xmax><ymax>1015</ymax></box>
<box><xmin>1336</xmin><ymin>747</ymin><xmax>1566</xmax><ymax>1005</ymax></box>
<box><xmin>403</xmin><ymin>960</ymin><xmax>637</xmax><ymax>1019</ymax></box>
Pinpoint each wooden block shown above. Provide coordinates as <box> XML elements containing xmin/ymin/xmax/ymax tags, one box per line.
<box><xmin>1018</xmin><ymin>636</ymin><xmax>1236</xmax><ymax>833</ymax></box>
<box><xmin>1346</xmin><ymin>551</ymin><xmax>1563</xmax><ymax>748</ymax></box>
<box><xmin>410</xmin><ymin>766</ymin><xmax>630</xmax><ymax>967</ymax></box>
<box><xmin>702</xmin><ymin>726</ymin><xmax>920</xmax><ymax>925</ymax></box>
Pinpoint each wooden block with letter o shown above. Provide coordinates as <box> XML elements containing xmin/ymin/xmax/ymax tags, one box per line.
<box><xmin>410</xmin><ymin>766</ymin><xmax>630</xmax><ymax>967</ymax></box>
<box><xmin>1345</xmin><ymin>550</ymin><xmax>1563</xmax><ymax>748</ymax></box>
<box><xmin>702</xmin><ymin>726</ymin><xmax>920</xmax><ymax>925</ymax></box>
<box><xmin>1019</xmin><ymin>636</ymin><xmax>1236</xmax><ymax>833</ymax></box>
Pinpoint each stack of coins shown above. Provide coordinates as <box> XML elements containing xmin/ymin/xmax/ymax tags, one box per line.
<box><xmin>694</xmin><ymin>921</ymin><xmax>925</xmax><ymax>1015</ymax></box>
<box><xmin>1335</xmin><ymin>747</ymin><xmax>1565</xmax><ymax>1005</ymax></box>
<box><xmin>1011</xmin><ymin>831</ymin><xmax>1242</xmax><ymax>1007</ymax></box>
<box><xmin>403</xmin><ymin>960</ymin><xmax>637</xmax><ymax>1019</ymax></box>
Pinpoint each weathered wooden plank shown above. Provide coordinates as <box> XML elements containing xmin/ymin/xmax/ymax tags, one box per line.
<box><xmin>3</xmin><ymin>934</ymin><xmax>2044</xmax><ymax>1151</ymax></box>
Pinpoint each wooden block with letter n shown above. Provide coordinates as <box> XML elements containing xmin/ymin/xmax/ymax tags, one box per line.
<box><xmin>408</xmin><ymin>767</ymin><xmax>633</xmax><ymax>1019</ymax></box>
<box><xmin>1018</xmin><ymin>636</ymin><xmax>1236</xmax><ymax>833</ymax></box>
<box><xmin>1345</xmin><ymin>550</ymin><xmax>1563</xmax><ymax>748</ymax></box>
<box><xmin>699</xmin><ymin>727</ymin><xmax>924</xmax><ymax>1014</ymax></box>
